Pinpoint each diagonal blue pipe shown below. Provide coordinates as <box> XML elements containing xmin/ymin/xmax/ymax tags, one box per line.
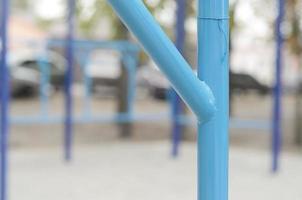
<box><xmin>107</xmin><ymin>0</ymin><xmax>216</xmax><ymax>123</ymax></box>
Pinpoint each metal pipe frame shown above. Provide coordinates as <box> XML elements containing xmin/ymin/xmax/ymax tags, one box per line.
<box><xmin>171</xmin><ymin>0</ymin><xmax>186</xmax><ymax>158</ymax></box>
<box><xmin>107</xmin><ymin>0</ymin><xmax>216</xmax><ymax>123</ymax></box>
<box><xmin>198</xmin><ymin>0</ymin><xmax>229</xmax><ymax>199</ymax></box>
<box><xmin>64</xmin><ymin>0</ymin><xmax>75</xmax><ymax>161</ymax></box>
<box><xmin>107</xmin><ymin>1</ymin><xmax>228</xmax><ymax>200</ymax></box>
<box><xmin>0</xmin><ymin>0</ymin><xmax>10</xmax><ymax>199</ymax></box>
<box><xmin>272</xmin><ymin>0</ymin><xmax>285</xmax><ymax>173</ymax></box>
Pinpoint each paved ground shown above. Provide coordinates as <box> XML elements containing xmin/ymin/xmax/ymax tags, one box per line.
<box><xmin>5</xmin><ymin>93</ymin><xmax>302</xmax><ymax>199</ymax></box>
<box><xmin>8</xmin><ymin>141</ymin><xmax>302</xmax><ymax>200</ymax></box>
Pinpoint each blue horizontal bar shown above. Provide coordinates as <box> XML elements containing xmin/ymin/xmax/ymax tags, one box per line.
<box><xmin>10</xmin><ymin>113</ymin><xmax>169</xmax><ymax>125</ymax></box>
<box><xmin>47</xmin><ymin>39</ymin><xmax>140</xmax><ymax>52</ymax></box>
<box><xmin>11</xmin><ymin>113</ymin><xmax>270</xmax><ymax>130</ymax></box>
<box><xmin>176</xmin><ymin>116</ymin><xmax>270</xmax><ymax>130</ymax></box>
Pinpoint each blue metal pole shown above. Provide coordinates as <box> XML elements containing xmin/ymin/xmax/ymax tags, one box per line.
<box><xmin>64</xmin><ymin>0</ymin><xmax>75</xmax><ymax>161</ymax></box>
<box><xmin>107</xmin><ymin>0</ymin><xmax>216</xmax><ymax>122</ymax></box>
<box><xmin>79</xmin><ymin>51</ymin><xmax>93</xmax><ymax>117</ymax></box>
<box><xmin>272</xmin><ymin>0</ymin><xmax>285</xmax><ymax>173</ymax></box>
<box><xmin>171</xmin><ymin>0</ymin><xmax>186</xmax><ymax>157</ymax></box>
<box><xmin>38</xmin><ymin>53</ymin><xmax>50</xmax><ymax>116</ymax></box>
<box><xmin>0</xmin><ymin>0</ymin><xmax>10</xmax><ymax>199</ymax></box>
<box><xmin>198</xmin><ymin>0</ymin><xmax>229</xmax><ymax>199</ymax></box>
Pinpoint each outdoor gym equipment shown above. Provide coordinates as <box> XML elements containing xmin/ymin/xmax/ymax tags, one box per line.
<box><xmin>0</xmin><ymin>0</ymin><xmax>229</xmax><ymax>199</ymax></box>
<box><xmin>64</xmin><ymin>0</ymin><xmax>75</xmax><ymax>161</ymax></box>
<box><xmin>0</xmin><ymin>0</ymin><xmax>10</xmax><ymax>199</ymax></box>
<box><xmin>170</xmin><ymin>0</ymin><xmax>285</xmax><ymax>174</ymax></box>
<box><xmin>0</xmin><ymin>0</ymin><xmax>287</xmax><ymax>199</ymax></box>
<box><xmin>108</xmin><ymin>0</ymin><xmax>229</xmax><ymax>200</ymax></box>
<box><xmin>9</xmin><ymin>0</ymin><xmax>297</xmax><ymax>199</ymax></box>
<box><xmin>272</xmin><ymin>0</ymin><xmax>285</xmax><ymax>172</ymax></box>
<box><xmin>9</xmin><ymin>39</ymin><xmax>139</xmax><ymax>127</ymax></box>
<box><xmin>171</xmin><ymin>0</ymin><xmax>186</xmax><ymax>157</ymax></box>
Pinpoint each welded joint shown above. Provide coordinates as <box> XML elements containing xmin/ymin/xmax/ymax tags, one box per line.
<box><xmin>196</xmin><ymin>80</ymin><xmax>217</xmax><ymax>124</ymax></box>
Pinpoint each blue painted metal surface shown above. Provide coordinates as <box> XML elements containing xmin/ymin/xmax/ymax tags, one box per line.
<box><xmin>0</xmin><ymin>0</ymin><xmax>9</xmax><ymax>199</ymax></box>
<box><xmin>47</xmin><ymin>39</ymin><xmax>140</xmax><ymax>119</ymax></box>
<box><xmin>48</xmin><ymin>40</ymin><xmax>140</xmax><ymax>122</ymax></box>
<box><xmin>170</xmin><ymin>115</ymin><xmax>270</xmax><ymax>131</ymax></box>
<box><xmin>48</xmin><ymin>39</ymin><xmax>140</xmax><ymax>52</ymax></box>
<box><xmin>78</xmin><ymin>51</ymin><xmax>93</xmax><ymax>117</ymax></box>
<box><xmin>7</xmin><ymin>39</ymin><xmax>139</xmax><ymax>128</ymax></box>
<box><xmin>198</xmin><ymin>0</ymin><xmax>229</xmax><ymax>199</ymax></box>
<box><xmin>48</xmin><ymin>39</ymin><xmax>139</xmax><ymax>121</ymax></box>
<box><xmin>272</xmin><ymin>0</ymin><xmax>285</xmax><ymax>173</ymax></box>
<box><xmin>64</xmin><ymin>0</ymin><xmax>75</xmax><ymax>162</ymax></box>
<box><xmin>38</xmin><ymin>53</ymin><xmax>51</xmax><ymax>116</ymax></box>
<box><xmin>171</xmin><ymin>0</ymin><xmax>186</xmax><ymax>157</ymax></box>
<box><xmin>108</xmin><ymin>0</ymin><xmax>229</xmax><ymax>199</ymax></box>
<box><xmin>107</xmin><ymin>0</ymin><xmax>216</xmax><ymax>123</ymax></box>
<box><xmin>10</xmin><ymin>112</ymin><xmax>269</xmax><ymax>131</ymax></box>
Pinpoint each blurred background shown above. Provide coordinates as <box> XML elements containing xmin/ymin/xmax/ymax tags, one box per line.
<box><xmin>1</xmin><ymin>0</ymin><xmax>302</xmax><ymax>199</ymax></box>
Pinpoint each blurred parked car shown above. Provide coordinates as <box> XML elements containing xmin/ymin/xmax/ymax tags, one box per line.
<box><xmin>137</xmin><ymin>61</ymin><xmax>270</xmax><ymax>100</ymax></box>
<box><xmin>86</xmin><ymin>50</ymin><xmax>122</xmax><ymax>92</ymax></box>
<box><xmin>137</xmin><ymin>61</ymin><xmax>170</xmax><ymax>100</ymax></box>
<box><xmin>7</xmin><ymin>50</ymin><xmax>66</xmax><ymax>97</ymax></box>
<box><xmin>230</xmin><ymin>71</ymin><xmax>270</xmax><ymax>95</ymax></box>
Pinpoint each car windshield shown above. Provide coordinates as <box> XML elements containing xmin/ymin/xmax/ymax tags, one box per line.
<box><xmin>20</xmin><ymin>60</ymin><xmax>59</xmax><ymax>73</ymax></box>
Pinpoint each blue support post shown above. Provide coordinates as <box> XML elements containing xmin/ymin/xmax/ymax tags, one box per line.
<box><xmin>78</xmin><ymin>51</ymin><xmax>93</xmax><ymax>117</ymax></box>
<box><xmin>64</xmin><ymin>0</ymin><xmax>75</xmax><ymax>161</ymax></box>
<box><xmin>107</xmin><ymin>0</ymin><xmax>216</xmax><ymax>122</ymax></box>
<box><xmin>38</xmin><ymin>53</ymin><xmax>50</xmax><ymax>116</ymax></box>
<box><xmin>272</xmin><ymin>0</ymin><xmax>285</xmax><ymax>173</ymax></box>
<box><xmin>198</xmin><ymin>0</ymin><xmax>229</xmax><ymax>199</ymax></box>
<box><xmin>0</xmin><ymin>0</ymin><xmax>9</xmax><ymax>199</ymax></box>
<box><xmin>171</xmin><ymin>0</ymin><xmax>186</xmax><ymax>157</ymax></box>
<box><xmin>108</xmin><ymin>1</ymin><xmax>229</xmax><ymax>199</ymax></box>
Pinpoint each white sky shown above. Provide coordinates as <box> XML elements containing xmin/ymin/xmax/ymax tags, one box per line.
<box><xmin>33</xmin><ymin>0</ymin><xmax>65</xmax><ymax>20</ymax></box>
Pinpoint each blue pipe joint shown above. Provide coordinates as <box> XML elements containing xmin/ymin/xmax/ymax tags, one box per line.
<box><xmin>107</xmin><ymin>0</ymin><xmax>216</xmax><ymax>123</ymax></box>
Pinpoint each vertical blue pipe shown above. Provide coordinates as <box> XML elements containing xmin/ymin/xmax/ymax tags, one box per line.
<box><xmin>171</xmin><ymin>0</ymin><xmax>186</xmax><ymax>157</ymax></box>
<box><xmin>0</xmin><ymin>0</ymin><xmax>9</xmax><ymax>199</ymax></box>
<box><xmin>198</xmin><ymin>0</ymin><xmax>229</xmax><ymax>199</ymax></box>
<box><xmin>64</xmin><ymin>0</ymin><xmax>75</xmax><ymax>161</ymax></box>
<box><xmin>79</xmin><ymin>51</ymin><xmax>93</xmax><ymax>117</ymax></box>
<box><xmin>272</xmin><ymin>0</ymin><xmax>285</xmax><ymax>173</ymax></box>
<box><xmin>38</xmin><ymin>54</ymin><xmax>50</xmax><ymax>116</ymax></box>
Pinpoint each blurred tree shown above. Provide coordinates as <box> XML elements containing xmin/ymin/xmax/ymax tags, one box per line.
<box><xmin>286</xmin><ymin>0</ymin><xmax>302</xmax><ymax>56</ymax></box>
<box><xmin>110</xmin><ymin>12</ymin><xmax>132</xmax><ymax>138</ymax></box>
<box><xmin>286</xmin><ymin>0</ymin><xmax>302</xmax><ymax>145</ymax></box>
<box><xmin>75</xmin><ymin>0</ymin><xmax>171</xmax><ymax>38</ymax></box>
<box><xmin>11</xmin><ymin>0</ymin><xmax>30</xmax><ymax>10</ymax></box>
<box><xmin>229</xmin><ymin>0</ymin><xmax>239</xmax><ymax>116</ymax></box>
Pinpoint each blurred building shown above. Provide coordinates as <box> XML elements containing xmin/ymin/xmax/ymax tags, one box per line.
<box><xmin>9</xmin><ymin>15</ymin><xmax>47</xmax><ymax>50</ymax></box>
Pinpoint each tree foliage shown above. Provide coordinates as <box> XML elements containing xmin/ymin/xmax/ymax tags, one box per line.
<box><xmin>286</xmin><ymin>0</ymin><xmax>302</xmax><ymax>56</ymax></box>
